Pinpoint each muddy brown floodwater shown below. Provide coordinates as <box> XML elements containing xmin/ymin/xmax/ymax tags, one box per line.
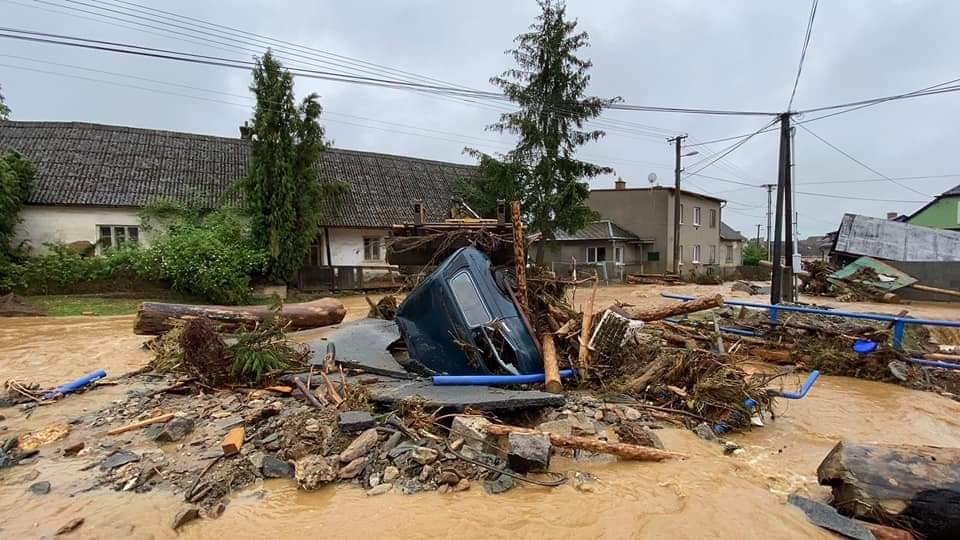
<box><xmin>2</xmin><ymin>285</ymin><xmax>960</xmax><ymax>539</ymax></box>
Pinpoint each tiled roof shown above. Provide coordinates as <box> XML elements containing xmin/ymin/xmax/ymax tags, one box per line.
<box><xmin>719</xmin><ymin>221</ymin><xmax>747</xmax><ymax>241</ymax></box>
<box><xmin>0</xmin><ymin>120</ymin><xmax>477</xmax><ymax>228</ymax></box>
<box><xmin>554</xmin><ymin>220</ymin><xmax>640</xmax><ymax>241</ymax></box>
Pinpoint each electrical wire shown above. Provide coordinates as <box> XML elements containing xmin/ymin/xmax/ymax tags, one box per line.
<box><xmin>787</xmin><ymin>0</ymin><xmax>819</xmax><ymax>110</ymax></box>
<box><xmin>684</xmin><ymin>117</ymin><xmax>780</xmax><ymax>177</ymax></box>
<box><xmin>795</xmin><ymin>191</ymin><xmax>927</xmax><ymax>203</ymax></box>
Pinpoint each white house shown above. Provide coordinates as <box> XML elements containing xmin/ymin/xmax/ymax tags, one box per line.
<box><xmin>1</xmin><ymin>120</ymin><xmax>476</xmax><ymax>288</ymax></box>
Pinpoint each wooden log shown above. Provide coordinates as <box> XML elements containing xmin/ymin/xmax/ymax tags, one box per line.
<box><xmin>541</xmin><ymin>333</ymin><xmax>562</xmax><ymax>394</ymax></box>
<box><xmin>133</xmin><ymin>298</ymin><xmax>347</xmax><ymax>335</ymax></box>
<box><xmin>744</xmin><ymin>347</ymin><xmax>794</xmax><ymax>364</ymax></box>
<box><xmin>621</xmin><ymin>294</ymin><xmax>724</xmax><ymax>322</ymax></box>
<box><xmin>817</xmin><ymin>441</ymin><xmax>960</xmax><ymax>537</ymax></box>
<box><xmin>482</xmin><ymin>422</ymin><xmax>684</xmax><ymax>461</ymax></box>
<box><xmin>919</xmin><ymin>352</ymin><xmax>960</xmax><ymax>363</ymax></box>
<box><xmin>221</xmin><ymin>426</ymin><xmax>245</xmax><ymax>456</ymax></box>
<box><xmin>106</xmin><ymin>413</ymin><xmax>176</xmax><ymax>436</ymax></box>
<box><xmin>511</xmin><ymin>200</ymin><xmax>528</xmax><ymax>311</ymax></box>
<box><xmin>320</xmin><ymin>371</ymin><xmax>344</xmax><ymax>406</ymax></box>
<box><xmin>577</xmin><ymin>277</ymin><xmax>598</xmax><ymax>376</ymax></box>
<box><xmin>909</xmin><ymin>282</ymin><xmax>960</xmax><ymax>299</ymax></box>
<box><xmin>293</xmin><ymin>377</ymin><xmax>327</xmax><ymax>408</ymax></box>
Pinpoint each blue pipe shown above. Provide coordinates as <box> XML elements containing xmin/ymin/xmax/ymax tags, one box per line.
<box><xmin>44</xmin><ymin>370</ymin><xmax>107</xmax><ymax>399</ymax></box>
<box><xmin>909</xmin><ymin>358</ymin><xmax>960</xmax><ymax>370</ymax></box>
<box><xmin>719</xmin><ymin>326</ymin><xmax>760</xmax><ymax>337</ymax></box>
<box><xmin>433</xmin><ymin>369</ymin><xmax>576</xmax><ymax>386</ymax></box>
<box><xmin>768</xmin><ymin>370</ymin><xmax>820</xmax><ymax>399</ymax></box>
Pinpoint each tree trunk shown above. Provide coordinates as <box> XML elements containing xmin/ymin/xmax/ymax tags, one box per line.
<box><xmin>621</xmin><ymin>294</ymin><xmax>724</xmax><ymax>321</ymax></box>
<box><xmin>817</xmin><ymin>441</ymin><xmax>960</xmax><ymax>538</ymax></box>
<box><xmin>541</xmin><ymin>333</ymin><xmax>562</xmax><ymax>394</ymax></box>
<box><xmin>133</xmin><ymin>298</ymin><xmax>346</xmax><ymax>335</ymax></box>
<box><xmin>482</xmin><ymin>422</ymin><xmax>684</xmax><ymax>461</ymax></box>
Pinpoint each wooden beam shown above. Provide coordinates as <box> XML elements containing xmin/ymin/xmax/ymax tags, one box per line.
<box><xmin>577</xmin><ymin>277</ymin><xmax>598</xmax><ymax>377</ymax></box>
<box><xmin>511</xmin><ymin>200</ymin><xmax>528</xmax><ymax>311</ymax></box>
<box><xmin>541</xmin><ymin>333</ymin><xmax>562</xmax><ymax>394</ymax></box>
<box><xmin>106</xmin><ymin>413</ymin><xmax>176</xmax><ymax>436</ymax></box>
<box><xmin>483</xmin><ymin>422</ymin><xmax>685</xmax><ymax>461</ymax></box>
<box><xmin>620</xmin><ymin>294</ymin><xmax>724</xmax><ymax>322</ymax></box>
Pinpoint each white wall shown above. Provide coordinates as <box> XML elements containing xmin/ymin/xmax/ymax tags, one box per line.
<box><xmin>14</xmin><ymin>205</ymin><xmax>150</xmax><ymax>253</ymax></box>
<box><xmin>325</xmin><ymin>228</ymin><xmax>393</xmax><ymax>267</ymax></box>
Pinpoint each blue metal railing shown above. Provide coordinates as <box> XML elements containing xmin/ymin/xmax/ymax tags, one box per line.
<box><xmin>660</xmin><ymin>293</ymin><xmax>960</xmax><ymax>350</ymax></box>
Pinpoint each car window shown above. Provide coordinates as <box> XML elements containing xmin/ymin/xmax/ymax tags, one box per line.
<box><xmin>449</xmin><ymin>271</ymin><xmax>492</xmax><ymax>328</ymax></box>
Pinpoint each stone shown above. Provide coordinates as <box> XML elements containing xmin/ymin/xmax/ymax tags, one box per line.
<box><xmin>381</xmin><ymin>431</ymin><xmax>403</xmax><ymax>455</ymax></box>
<box><xmin>172</xmin><ymin>506</ymin><xmax>200</xmax><ymax>530</ymax></box>
<box><xmin>418</xmin><ymin>464</ymin><xmax>434</xmax><ymax>482</ymax></box>
<box><xmin>410</xmin><ymin>447</ymin><xmax>439</xmax><ymax>465</ymax></box>
<box><xmin>337</xmin><ymin>411</ymin><xmax>376</xmax><ymax>433</ymax></box>
<box><xmin>100</xmin><ymin>450</ymin><xmax>140</xmax><ymax>471</ymax></box>
<box><xmin>438</xmin><ymin>470</ymin><xmax>460</xmax><ymax>486</ymax></box>
<box><xmin>450</xmin><ymin>416</ymin><xmax>494</xmax><ymax>452</ymax></box>
<box><xmin>19</xmin><ymin>470</ymin><xmax>40</xmax><ymax>483</ymax></box>
<box><xmin>382</xmin><ymin>465</ymin><xmax>400</xmax><ymax>482</ymax></box>
<box><xmin>248</xmin><ymin>451</ymin><xmax>266</xmax><ymax>471</ymax></box>
<box><xmin>437</xmin><ymin>484</ymin><xmax>451</xmax><ymax>494</ymax></box>
<box><xmin>572</xmin><ymin>471</ymin><xmax>600</xmax><ymax>493</ymax></box>
<box><xmin>56</xmin><ymin>518</ymin><xmax>85</xmax><ymax>536</ymax></box>
<box><xmin>213</xmin><ymin>415</ymin><xmax>244</xmax><ymax>432</ymax></box>
<box><xmin>536</xmin><ymin>415</ymin><xmax>596</xmax><ymax>437</ymax></box>
<box><xmin>339</xmin><ymin>428</ymin><xmax>379</xmax><ymax>463</ymax></box>
<box><xmin>338</xmin><ymin>457</ymin><xmax>366</xmax><ymax>480</ymax></box>
<box><xmin>262</xmin><ymin>455</ymin><xmax>294</xmax><ymax>479</ymax></box>
<box><xmin>722</xmin><ymin>441</ymin><xmax>740</xmax><ymax>455</ymax></box>
<box><xmin>366</xmin><ymin>483</ymin><xmax>392</xmax><ymax>496</ymax></box>
<box><xmin>484</xmin><ymin>473</ymin><xmax>515</xmax><ymax>495</ymax></box>
<box><xmin>29</xmin><ymin>481</ymin><xmax>51</xmax><ymax>495</ymax></box>
<box><xmin>693</xmin><ymin>422</ymin><xmax>718</xmax><ymax>442</ymax></box>
<box><xmin>368</xmin><ymin>473</ymin><xmax>380</xmax><ymax>488</ymax></box>
<box><xmin>63</xmin><ymin>441</ymin><xmax>85</xmax><ymax>456</ymax></box>
<box><xmin>506</xmin><ymin>432</ymin><xmax>551</xmax><ymax>473</ymax></box>
<box><xmin>207</xmin><ymin>499</ymin><xmax>229</xmax><ymax>519</ymax></box>
<box><xmin>452</xmin><ymin>478</ymin><xmax>470</xmax><ymax>492</ymax></box>
<box><xmin>295</xmin><ymin>455</ymin><xmax>339</xmax><ymax>490</ymax></box>
<box><xmin>387</xmin><ymin>441</ymin><xmax>418</xmax><ymax>460</ymax></box>
<box><xmin>154</xmin><ymin>417</ymin><xmax>195</xmax><ymax>443</ymax></box>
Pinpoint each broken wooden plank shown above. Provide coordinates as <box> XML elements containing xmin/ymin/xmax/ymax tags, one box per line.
<box><xmin>621</xmin><ymin>294</ymin><xmax>724</xmax><ymax>322</ymax></box>
<box><xmin>578</xmin><ymin>277</ymin><xmax>598</xmax><ymax>376</ymax></box>
<box><xmin>293</xmin><ymin>377</ymin><xmax>327</xmax><ymax>409</ymax></box>
<box><xmin>106</xmin><ymin>413</ymin><xmax>176</xmax><ymax>436</ymax></box>
<box><xmin>221</xmin><ymin>426</ymin><xmax>245</xmax><ymax>456</ymax></box>
<box><xmin>482</xmin><ymin>422</ymin><xmax>685</xmax><ymax>461</ymax></box>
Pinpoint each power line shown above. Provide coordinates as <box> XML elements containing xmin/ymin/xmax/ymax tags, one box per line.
<box><xmin>684</xmin><ymin>117</ymin><xmax>780</xmax><ymax>177</ymax></box>
<box><xmin>797</xmin><ymin>123</ymin><xmax>931</xmax><ymax>198</ymax></box>
<box><xmin>799</xmin><ymin>173</ymin><xmax>960</xmax><ymax>186</ymax></box>
<box><xmin>795</xmin><ymin>190</ymin><xmax>927</xmax><ymax>203</ymax></box>
<box><xmin>787</xmin><ymin>0</ymin><xmax>819</xmax><ymax>110</ymax></box>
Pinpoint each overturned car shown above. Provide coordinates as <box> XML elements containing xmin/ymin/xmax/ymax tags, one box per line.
<box><xmin>396</xmin><ymin>247</ymin><xmax>542</xmax><ymax>376</ymax></box>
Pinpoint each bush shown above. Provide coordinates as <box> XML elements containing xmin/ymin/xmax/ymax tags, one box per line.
<box><xmin>742</xmin><ymin>244</ymin><xmax>769</xmax><ymax>266</ymax></box>
<box><xmin>15</xmin><ymin>243</ymin><xmax>154</xmax><ymax>294</ymax></box>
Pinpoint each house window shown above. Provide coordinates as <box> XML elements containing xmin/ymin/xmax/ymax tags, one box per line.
<box><xmin>678</xmin><ymin>245</ymin><xmax>683</xmax><ymax>265</ymax></box>
<box><xmin>647</xmin><ymin>251</ymin><xmax>660</xmax><ymax>262</ymax></box>
<box><xmin>449</xmin><ymin>270</ymin><xmax>492</xmax><ymax>328</ymax></box>
<box><xmin>586</xmin><ymin>246</ymin><xmax>607</xmax><ymax>263</ymax></box>
<box><xmin>725</xmin><ymin>244</ymin><xmax>734</xmax><ymax>263</ymax></box>
<box><xmin>363</xmin><ymin>237</ymin><xmax>383</xmax><ymax>261</ymax></box>
<box><xmin>679</xmin><ymin>204</ymin><xmax>685</xmax><ymax>224</ymax></box>
<box><xmin>97</xmin><ymin>225</ymin><xmax>139</xmax><ymax>251</ymax></box>
<box><xmin>614</xmin><ymin>246</ymin><xmax>624</xmax><ymax>264</ymax></box>
<box><xmin>709</xmin><ymin>245</ymin><xmax>717</xmax><ymax>264</ymax></box>
<box><xmin>693</xmin><ymin>207</ymin><xmax>702</xmax><ymax>226</ymax></box>
<box><xmin>307</xmin><ymin>238</ymin><xmax>323</xmax><ymax>266</ymax></box>
<box><xmin>692</xmin><ymin>244</ymin><xmax>701</xmax><ymax>264</ymax></box>
<box><xmin>710</xmin><ymin>209</ymin><xmax>717</xmax><ymax>228</ymax></box>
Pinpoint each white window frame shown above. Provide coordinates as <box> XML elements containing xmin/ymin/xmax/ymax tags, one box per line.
<box><xmin>97</xmin><ymin>225</ymin><xmax>139</xmax><ymax>253</ymax></box>
<box><xmin>692</xmin><ymin>244</ymin><xmax>701</xmax><ymax>264</ymax></box>
<box><xmin>725</xmin><ymin>243</ymin><xmax>734</xmax><ymax>264</ymax></box>
<box><xmin>693</xmin><ymin>207</ymin><xmax>702</xmax><ymax>227</ymax></box>
<box><xmin>362</xmin><ymin>237</ymin><xmax>383</xmax><ymax>261</ymax></box>
<box><xmin>614</xmin><ymin>246</ymin><xmax>624</xmax><ymax>264</ymax></box>
<box><xmin>586</xmin><ymin>246</ymin><xmax>607</xmax><ymax>263</ymax></box>
<box><xmin>678</xmin><ymin>244</ymin><xmax>684</xmax><ymax>266</ymax></box>
<box><xmin>679</xmin><ymin>203</ymin><xmax>685</xmax><ymax>224</ymax></box>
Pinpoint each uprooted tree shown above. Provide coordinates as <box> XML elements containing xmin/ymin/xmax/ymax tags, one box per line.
<box><xmin>466</xmin><ymin>0</ymin><xmax>618</xmax><ymax>264</ymax></box>
<box><xmin>243</xmin><ymin>50</ymin><xmax>343</xmax><ymax>283</ymax></box>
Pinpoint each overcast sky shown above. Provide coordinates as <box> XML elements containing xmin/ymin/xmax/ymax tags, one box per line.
<box><xmin>3</xmin><ymin>0</ymin><xmax>960</xmax><ymax>237</ymax></box>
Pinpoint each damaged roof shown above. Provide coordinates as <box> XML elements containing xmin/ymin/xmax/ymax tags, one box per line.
<box><xmin>0</xmin><ymin>120</ymin><xmax>477</xmax><ymax>228</ymax></box>
<box><xmin>553</xmin><ymin>220</ymin><xmax>641</xmax><ymax>241</ymax></box>
<box><xmin>833</xmin><ymin>213</ymin><xmax>960</xmax><ymax>262</ymax></box>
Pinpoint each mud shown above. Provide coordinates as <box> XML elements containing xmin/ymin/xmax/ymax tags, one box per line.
<box><xmin>1</xmin><ymin>285</ymin><xmax>959</xmax><ymax>539</ymax></box>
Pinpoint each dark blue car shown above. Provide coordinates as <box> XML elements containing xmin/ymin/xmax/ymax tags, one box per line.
<box><xmin>395</xmin><ymin>247</ymin><xmax>542</xmax><ymax>376</ymax></box>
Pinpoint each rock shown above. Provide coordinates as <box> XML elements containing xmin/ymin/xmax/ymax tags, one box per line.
<box><xmin>154</xmin><ymin>417</ymin><xmax>195</xmax><ymax>443</ymax></box>
<box><xmin>338</xmin><ymin>457</ymin><xmax>366</xmax><ymax>480</ymax></box>
<box><xmin>438</xmin><ymin>470</ymin><xmax>460</xmax><ymax>486</ymax></box>
<box><xmin>381</xmin><ymin>431</ymin><xmax>404</xmax><ymax>455</ymax></box>
<box><xmin>172</xmin><ymin>506</ymin><xmax>200</xmax><ymax>531</ymax></box>
<box><xmin>418</xmin><ymin>464</ymin><xmax>434</xmax><ymax>482</ymax></box>
<box><xmin>787</xmin><ymin>494</ymin><xmax>874</xmax><ymax>540</ymax></box>
<box><xmin>571</xmin><ymin>471</ymin><xmax>600</xmax><ymax>493</ymax></box>
<box><xmin>55</xmin><ymin>517</ymin><xmax>84</xmax><ymax>536</ymax></box>
<box><xmin>207</xmin><ymin>499</ymin><xmax>229</xmax><ymax>519</ymax></box>
<box><xmin>722</xmin><ymin>441</ymin><xmax>740</xmax><ymax>455</ymax></box>
<box><xmin>368</xmin><ymin>473</ymin><xmax>380</xmax><ymax>488</ymax></box>
<box><xmin>506</xmin><ymin>432</ymin><xmax>551</xmax><ymax>473</ymax></box>
<box><xmin>452</xmin><ymin>478</ymin><xmax>470</xmax><ymax>492</ymax></box>
<box><xmin>338</xmin><ymin>411</ymin><xmax>376</xmax><ymax>433</ymax></box>
<box><xmin>693</xmin><ymin>422</ymin><xmax>718</xmax><ymax>442</ymax></box>
<box><xmin>99</xmin><ymin>450</ymin><xmax>140</xmax><ymax>471</ymax></box>
<box><xmin>484</xmin><ymin>473</ymin><xmax>515</xmax><ymax>495</ymax></box>
<box><xmin>213</xmin><ymin>415</ymin><xmax>244</xmax><ymax>432</ymax></box>
<box><xmin>411</xmin><ymin>447</ymin><xmax>439</xmax><ymax>465</ymax></box>
<box><xmin>437</xmin><ymin>484</ymin><xmax>451</xmax><ymax>494</ymax></box>
<box><xmin>63</xmin><ymin>441</ymin><xmax>85</xmax><ymax>456</ymax></box>
<box><xmin>29</xmin><ymin>481</ymin><xmax>51</xmax><ymax>495</ymax></box>
<box><xmin>339</xmin><ymin>428</ymin><xmax>379</xmax><ymax>463</ymax></box>
<box><xmin>295</xmin><ymin>455</ymin><xmax>339</xmax><ymax>490</ymax></box>
<box><xmin>450</xmin><ymin>416</ymin><xmax>494</xmax><ymax>452</ymax></box>
<box><xmin>262</xmin><ymin>455</ymin><xmax>294</xmax><ymax>479</ymax></box>
<box><xmin>19</xmin><ymin>470</ymin><xmax>40</xmax><ymax>483</ymax></box>
<box><xmin>382</xmin><ymin>465</ymin><xmax>400</xmax><ymax>482</ymax></box>
<box><xmin>614</xmin><ymin>423</ymin><xmax>664</xmax><ymax>450</ymax></box>
<box><xmin>248</xmin><ymin>451</ymin><xmax>266</xmax><ymax>471</ymax></box>
<box><xmin>366</xmin><ymin>483</ymin><xmax>392</xmax><ymax>496</ymax></box>
<box><xmin>536</xmin><ymin>415</ymin><xmax>596</xmax><ymax>437</ymax></box>
<box><xmin>387</xmin><ymin>441</ymin><xmax>418</xmax><ymax>460</ymax></box>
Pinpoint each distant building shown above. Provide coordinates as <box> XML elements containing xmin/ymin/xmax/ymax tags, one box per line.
<box><xmin>831</xmin><ymin>213</ymin><xmax>960</xmax><ymax>263</ymax></box>
<box><xmin>719</xmin><ymin>222</ymin><xmax>746</xmax><ymax>267</ymax></box>
<box><xmin>906</xmin><ymin>184</ymin><xmax>960</xmax><ymax>231</ymax></box>
<box><xmin>539</xmin><ymin>219</ymin><xmax>651</xmax><ymax>280</ymax></box>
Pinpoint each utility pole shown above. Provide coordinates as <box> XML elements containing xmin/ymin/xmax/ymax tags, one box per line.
<box><xmin>756</xmin><ymin>224</ymin><xmax>762</xmax><ymax>247</ymax></box>
<box><xmin>669</xmin><ymin>135</ymin><xmax>687</xmax><ymax>275</ymax></box>
<box><xmin>763</xmin><ymin>183</ymin><xmax>774</xmax><ymax>254</ymax></box>
<box><xmin>771</xmin><ymin>113</ymin><xmax>793</xmax><ymax>305</ymax></box>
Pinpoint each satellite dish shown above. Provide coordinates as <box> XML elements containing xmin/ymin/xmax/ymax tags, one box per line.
<box><xmin>647</xmin><ymin>172</ymin><xmax>658</xmax><ymax>186</ymax></box>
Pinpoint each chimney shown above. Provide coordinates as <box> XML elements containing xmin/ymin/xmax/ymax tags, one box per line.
<box><xmin>886</xmin><ymin>212</ymin><xmax>899</xmax><ymax>220</ymax></box>
<box><xmin>614</xmin><ymin>177</ymin><xmax>626</xmax><ymax>190</ymax></box>
<box><xmin>239</xmin><ymin>121</ymin><xmax>252</xmax><ymax>140</ymax></box>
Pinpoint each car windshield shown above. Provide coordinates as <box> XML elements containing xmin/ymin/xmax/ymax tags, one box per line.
<box><xmin>449</xmin><ymin>270</ymin><xmax>492</xmax><ymax>328</ymax></box>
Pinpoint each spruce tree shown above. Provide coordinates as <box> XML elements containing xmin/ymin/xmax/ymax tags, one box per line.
<box><xmin>489</xmin><ymin>0</ymin><xmax>618</xmax><ymax>263</ymax></box>
<box><xmin>0</xmin><ymin>84</ymin><xmax>10</xmax><ymax>120</ymax></box>
<box><xmin>245</xmin><ymin>51</ymin><xmax>331</xmax><ymax>282</ymax></box>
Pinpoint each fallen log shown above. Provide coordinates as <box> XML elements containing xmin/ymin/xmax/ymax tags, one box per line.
<box><xmin>482</xmin><ymin>422</ymin><xmax>684</xmax><ymax>461</ymax></box>
<box><xmin>620</xmin><ymin>294</ymin><xmax>724</xmax><ymax>322</ymax></box>
<box><xmin>817</xmin><ymin>441</ymin><xmax>960</xmax><ymax>538</ymax></box>
<box><xmin>133</xmin><ymin>298</ymin><xmax>347</xmax><ymax>335</ymax></box>
<box><xmin>577</xmin><ymin>277</ymin><xmax>598</xmax><ymax>376</ymax></box>
<box><xmin>541</xmin><ymin>333</ymin><xmax>562</xmax><ymax>394</ymax></box>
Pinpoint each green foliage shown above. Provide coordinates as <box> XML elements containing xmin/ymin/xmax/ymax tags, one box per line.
<box><xmin>244</xmin><ymin>50</ymin><xmax>337</xmax><ymax>283</ymax></box>
<box><xmin>0</xmin><ymin>151</ymin><xmax>35</xmax><ymax>257</ymax></box>
<box><xmin>228</xmin><ymin>317</ymin><xmax>305</xmax><ymax>383</ymax></box>
<box><xmin>15</xmin><ymin>243</ymin><xmax>152</xmax><ymax>294</ymax></box>
<box><xmin>487</xmin><ymin>0</ymin><xmax>616</xmax><ymax>263</ymax></box>
<box><xmin>742</xmin><ymin>243</ymin><xmax>769</xmax><ymax>266</ymax></box>
<box><xmin>0</xmin><ymin>84</ymin><xmax>9</xmax><ymax>120</ymax></box>
<box><xmin>145</xmin><ymin>209</ymin><xmax>268</xmax><ymax>305</ymax></box>
<box><xmin>452</xmin><ymin>149</ymin><xmax>529</xmax><ymax>218</ymax></box>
